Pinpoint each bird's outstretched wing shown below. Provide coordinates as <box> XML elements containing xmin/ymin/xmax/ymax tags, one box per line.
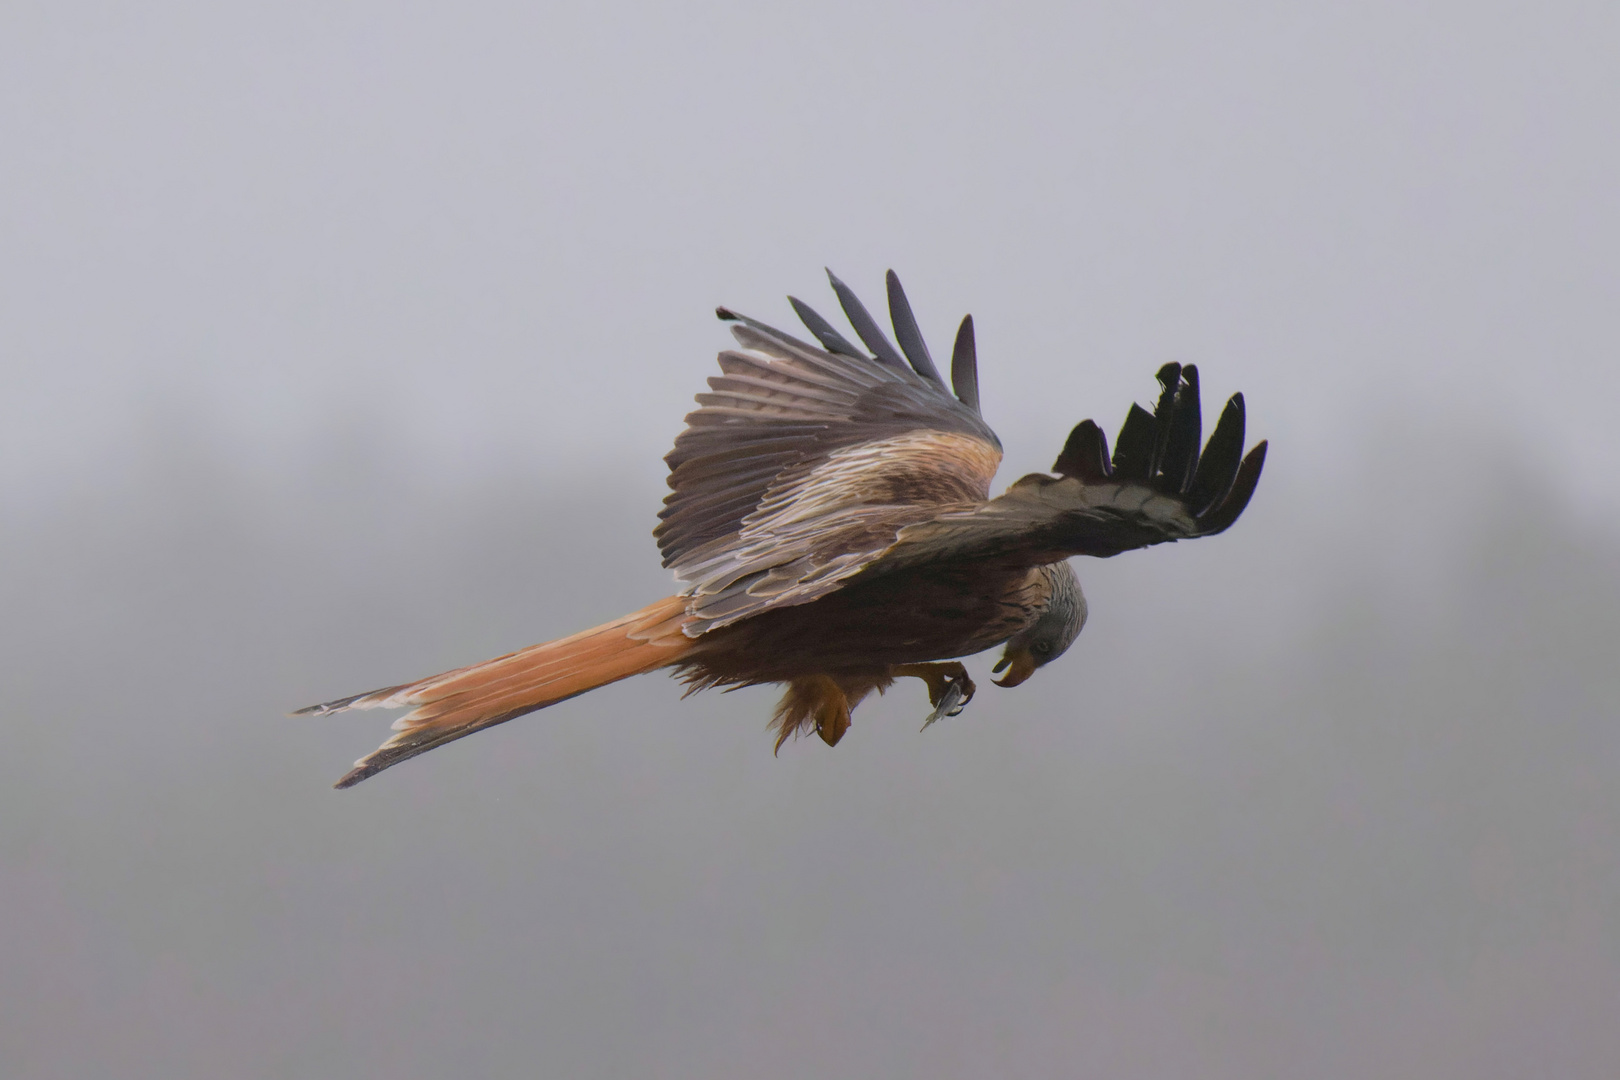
<box><xmin>874</xmin><ymin>363</ymin><xmax>1267</xmax><ymax>570</ymax></box>
<box><xmin>657</xmin><ymin>270</ymin><xmax>1002</xmax><ymax>635</ymax></box>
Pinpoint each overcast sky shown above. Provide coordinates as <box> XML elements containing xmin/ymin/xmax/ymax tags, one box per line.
<box><xmin>3</xmin><ymin>3</ymin><xmax>1618</xmax><ymax>1077</ymax></box>
<box><xmin>3</xmin><ymin>2</ymin><xmax>1616</xmax><ymax>513</ymax></box>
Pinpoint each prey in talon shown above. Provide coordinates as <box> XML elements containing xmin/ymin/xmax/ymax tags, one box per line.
<box><xmin>896</xmin><ymin>662</ymin><xmax>977</xmax><ymax>730</ymax></box>
<box><xmin>297</xmin><ymin>268</ymin><xmax>1265</xmax><ymax>788</ymax></box>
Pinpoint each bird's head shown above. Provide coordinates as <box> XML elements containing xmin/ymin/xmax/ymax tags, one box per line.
<box><xmin>992</xmin><ymin>561</ymin><xmax>1087</xmax><ymax>687</ymax></box>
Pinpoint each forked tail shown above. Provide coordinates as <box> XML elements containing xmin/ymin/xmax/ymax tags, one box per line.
<box><xmin>296</xmin><ymin>596</ymin><xmax>693</xmax><ymax>788</ymax></box>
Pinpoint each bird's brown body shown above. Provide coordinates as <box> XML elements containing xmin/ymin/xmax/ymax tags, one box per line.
<box><xmin>686</xmin><ymin>559</ymin><xmax>1070</xmax><ymax>749</ymax></box>
<box><xmin>689</xmin><ymin>559</ymin><xmax>1052</xmax><ymax>682</ymax></box>
<box><xmin>299</xmin><ymin>270</ymin><xmax>1264</xmax><ymax>787</ymax></box>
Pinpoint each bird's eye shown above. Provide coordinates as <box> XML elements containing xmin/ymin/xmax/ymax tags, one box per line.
<box><xmin>1032</xmin><ymin>641</ymin><xmax>1054</xmax><ymax>658</ymax></box>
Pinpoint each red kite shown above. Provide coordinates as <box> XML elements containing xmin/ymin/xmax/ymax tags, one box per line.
<box><xmin>299</xmin><ymin>271</ymin><xmax>1265</xmax><ymax>788</ymax></box>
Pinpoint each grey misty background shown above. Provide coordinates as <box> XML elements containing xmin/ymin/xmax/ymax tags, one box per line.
<box><xmin>3</xmin><ymin>2</ymin><xmax>1617</xmax><ymax>1078</ymax></box>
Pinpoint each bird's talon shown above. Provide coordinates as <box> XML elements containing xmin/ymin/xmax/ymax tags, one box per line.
<box><xmin>920</xmin><ymin>676</ymin><xmax>972</xmax><ymax>730</ymax></box>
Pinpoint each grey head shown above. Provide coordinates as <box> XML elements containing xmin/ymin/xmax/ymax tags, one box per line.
<box><xmin>992</xmin><ymin>560</ymin><xmax>1088</xmax><ymax>687</ymax></box>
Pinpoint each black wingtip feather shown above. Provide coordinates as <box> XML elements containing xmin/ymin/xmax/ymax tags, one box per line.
<box><xmin>788</xmin><ymin>296</ymin><xmax>867</xmax><ymax>358</ymax></box>
<box><xmin>1106</xmin><ymin>367</ymin><xmax>1262</xmax><ymax>534</ymax></box>
<box><xmin>1149</xmin><ymin>363</ymin><xmax>1183</xmax><ymax>477</ymax></box>
<box><xmin>1053</xmin><ymin>419</ymin><xmax>1112</xmax><ymax>482</ymax></box>
<box><xmin>1197</xmin><ymin>441</ymin><xmax>1266</xmax><ymax>535</ymax></box>
<box><xmin>1159</xmin><ymin>364</ymin><xmax>1202</xmax><ymax>494</ymax></box>
<box><xmin>950</xmin><ymin>315</ymin><xmax>980</xmax><ymax>413</ymax></box>
<box><xmin>1187</xmin><ymin>392</ymin><xmax>1246</xmax><ymax>516</ymax></box>
<box><xmin>884</xmin><ymin>270</ymin><xmax>945</xmax><ymax>385</ymax></box>
<box><xmin>826</xmin><ymin>269</ymin><xmax>908</xmax><ymax>369</ymax></box>
<box><xmin>1112</xmin><ymin>403</ymin><xmax>1158</xmax><ymax>481</ymax></box>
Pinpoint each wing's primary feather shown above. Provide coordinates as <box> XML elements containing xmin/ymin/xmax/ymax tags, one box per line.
<box><xmin>1111</xmin><ymin>404</ymin><xmax>1158</xmax><ymax>481</ymax></box>
<box><xmin>885</xmin><ymin>270</ymin><xmax>946</xmax><ymax>386</ymax></box>
<box><xmin>1159</xmin><ymin>364</ymin><xmax>1201</xmax><ymax>493</ymax></box>
<box><xmin>1187</xmin><ymin>393</ymin><xmax>1247</xmax><ymax>515</ymax></box>
<box><xmin>826</xmin><ymin>269</ymin><xmax>909</xmax><ymax>370</ymax></box>
<box><xmin>1190</xmin><ymin>439</ymin><xmax>1265</xmax><ymax>534</ymax></box>
<box><xmin>950</xmin><ymin>315</ymin><xmax>981</xmax><ymax>414</ymax></box>
<box><xmin>1149</xmin><ymin>363</ymin><xmax>1183</xmax><ymax>480</ymax></box>
<box><xmin>787</xmin><ymin>296</ymin><xmax>867</xmax><ymax>359</ymax></box>
<box><xmin>1051</xmin><ymin>418</ymin><xmax>1111</xmax><ymax>483</ymax></box>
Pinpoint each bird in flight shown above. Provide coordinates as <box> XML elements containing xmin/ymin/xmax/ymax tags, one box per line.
<box><xmin>299</xmin><ymin>270</ymin><xmax>1266</xmax><ymax>788</ymax></box>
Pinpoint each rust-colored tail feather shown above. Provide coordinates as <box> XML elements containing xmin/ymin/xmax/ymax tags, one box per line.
<box><xmin>296</xmin><ymin>596</ymin><xmax>693</xmax><ymax>788</ymax></box>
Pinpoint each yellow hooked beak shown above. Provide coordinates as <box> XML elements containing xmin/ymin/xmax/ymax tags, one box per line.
<box><xmin>992</xmin><ymin>648</ymin><xmax>1037</xmax><ymax>688</ymax></box>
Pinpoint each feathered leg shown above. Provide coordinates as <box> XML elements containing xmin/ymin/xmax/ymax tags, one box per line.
<box><xmin>768</xmin><ymin>674</ymin><xmax>891</xmax><ymax>752</ymax></box>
